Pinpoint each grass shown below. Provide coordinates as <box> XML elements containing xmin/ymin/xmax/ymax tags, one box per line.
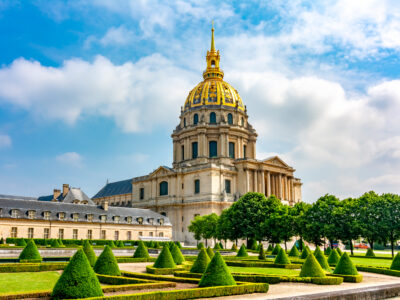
<box><xmin>0</xmin><ymin>271</ymin><xmax>60</xmax><ymax>294</ymax></box>
<box><xmin>349</xmin><ymin>257</ymin><xmax>392</xmax><ymax>267</ymax></box>
<box><xmin>229</xmin><ymin>266</ymin><xmax>300</xmax><ymax>276</ymax></box>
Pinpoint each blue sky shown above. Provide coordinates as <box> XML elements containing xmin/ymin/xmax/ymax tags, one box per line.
<box><xmin>1</xmin><ymin>0</ymin><xmax>400</xmax><ymax>201</ymax></box>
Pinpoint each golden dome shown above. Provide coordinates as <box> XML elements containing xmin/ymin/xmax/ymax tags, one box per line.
<box><xmin>183</xmin><ymin>24</ymin><xmax>245</xmax><ymax>112</ymax></box>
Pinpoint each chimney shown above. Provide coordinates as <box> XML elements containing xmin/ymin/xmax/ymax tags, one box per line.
<box><xmin>102</xmin><ymin>200</ymin><xmax>109</xmax><ymax>211</ymax></box>
<box><xmin>62</xmin><ymin>184</ymin><xmax>69</xmax><ymax>197</ymax></box>
<box><xmin>53</xmin><ymin>189</ymin><xmax>61</xmax><ymax>201</ymax></box>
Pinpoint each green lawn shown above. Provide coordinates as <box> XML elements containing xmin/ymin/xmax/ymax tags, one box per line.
<box><xmin>0</xmin><ymin>271</ymin><xmax>60</xmax><ymax>294</ymax></box>
<box><xmin>350</xmin><ymin>257</ymin><xmax>392</xmax><ymax>267</ymax></box>
<box><xmin>229</xmin><ymin>266</ymin><xmax>300</xmax><ymax>276</ymax></box>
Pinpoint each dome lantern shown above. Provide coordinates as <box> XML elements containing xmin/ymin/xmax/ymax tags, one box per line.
<box><xmin>203</xmin><ymin>22</ymin><xmax>224</xmax><ymax>81</ymax></box>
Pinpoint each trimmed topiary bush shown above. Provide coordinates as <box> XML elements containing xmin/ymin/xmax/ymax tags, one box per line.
<box><xmin>366</xmin><ymin>248</ymin><xmax>375</xmax><ymax>257</ymax></box>
<box><xmin>333</xmin><ymin>252</ymin><xmax>358</xmax><ymax>275</ymax></box>
<box><xmin>258</xmin><ymin>244</ymin><xmax>266</xmax><ymax>260</ymax></box>
<box><xmin>190</xmin><ymin>248</ymin><xmax>211</xmax><ymax>273</ymax></box>
<box><xmin>390</xmin><ymin>253</ymin><xmax>400</xmax><ymax>270</ymax></box>
<box><xmin>336</xmin><ymin>247</ymin><xmax>343</xmax><ymax>256</ymax></box>
<box><xmin>58</xmin><ymin>239</ymin><xmax>64</xmax><ymax>246</ymax></box>
<box><xmin>236</xmin><ymin>244</ymin><xmax>248</xmax><ymax>257</ymax></box>
<box><xmin>272</xmin><ymin>244</ymin><xmax>282</xmax><ymax>255</ymax></box>
<box><xmin>300</xmin><ymin>246</ymin><xmax>310</xmax><ymax>259</ymax></box>
<box><xmin>154</xmin><ymin>241</ymin><xmax>160</xmax><ymax>249</ymax></box>
<box><xmin>266</xmin><ymin>244</ymin><xmax>273</xmax><ymax>252</ymax></box>
<box><xmin>197</xmin><ymin>242</ymin><xmax>205</xmax><ymax>250</ymax></box>
<box><xmin>198</xmin><ymin>252</ymin><xmax>236</xmax><ymax>287</ymax></box>
<box><xmin>133</xmin><ymin>241</ymin><xmax>150</xmax><ymax>259</ymax></box>
<box><xmin>108</xmin><ymin>240</ymin><xmax>116</xmax><ymax>248</ymax></box>
<box><xmin>328</xmin><ymin>249</ymin><xmax>341</xmax><ymax>265</ymax></box>
<box><xmin>153</xmin><ymin>245</ymin><xmax>176</xmax><ymax>269</ymax></box>
<box><xmin>93</xmin><ymin>245</ymin><xmax>121</xmax><ymax>276</ymax></box>
<box><xmin>206</xmin><ymin>247</ymin><xmax>215</xmax><ymax>259</ymax></box>
<box><xmin>19</xmin><ymin>239</ymin><xmax>41</xmax><ymax>261</ymax></box>
<box><xmin>175</xmin><ymin>241</ymin><xmax>182</xmax><ymax>249</ymax></box>
<box><xmin>169</xmin><ymin>241</ymin><xmax>175</xmax><ymax>251</ymax></box>
<box><xmin>171</xmin><ymin>243</ymin><xmax>185</xmax><ymax>265</ymax></box>
<box><xmin>325</xmin><ymin>247</ymin><xmax>332</xmax><ymax>256</ymax></box>
<box><xmin>299</xmin><ymin>253</ymin><xmax>326</xmax><ymax>278</ymax></box>
<box><xmin>117</xmin><ymin>240</ymin><xmax>124</xmax><ymax>247</ymax></box>
<box><xmin>289</xmin><ymin>245</ymin><xmax>300</xmax><ymax>257</ymax></box>
<box><xmin>52</xmin><ymin>249</ymin><xmax>103</xmax><ymax>299</ymax></box>
<box><xmin>83</xmin><ymin>240</ymin><xmax>96</xmax><ymax>267</ymax></box>
<box><xmin>17</xmin><ymin>239</ymin><xmax>27</xmax><ymax>247</ymax></box>
<box><xmin>219</xmin><ymin>242</ymin><xmax>224</xmax><ymax>249</ymax></box>
<box><xmin>214</xmin><ymin>243</ymin><xmax>222</xmax><ymax>250</ymax></box>
<box><xmin>315</xmin><ymin>247</ymin><xmax>331</xmax><ymax>272</ymax></box>
<box><xmin>231</xmin><ymin>244</ymin><xmax>238</xmax><ymax>251</ymax></box>
<box><xmin>274</xmin><ymin>248</ymin><xmax>291</xmax><ymax>265</ymax></box>
<box><xmin>51</xmin><ymin>239</ymin><xmax>61</xmax><ymax>248</ymax></box>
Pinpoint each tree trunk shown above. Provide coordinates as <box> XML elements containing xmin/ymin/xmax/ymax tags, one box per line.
<box><xmin>369</xmin><ymin>240</ymin><xmax>374</xmax><ymax>250</ymax></box>
<box><xmin>205</xmin><ymin>239</ymin><xmax>208</xmax><ymax>247</ymax></box>
<box><xmin>391</xmin><ymin>238</ymin><xmax>395</xmax><ymax>258</ymax></box>
<box><xmin>349</xmin><ymin>240</ymin><xmax>354</xmax><ymax>256</ymax></box>
<box><xmin>329</xmin><ymin>239</ymin><xmax>334</xmax><ymax>249</ymax></box>
<box><xmin>299</xmin><ymin>237</ymin><xmax>303</xmax><ymax>251</ymax></box>
<box><xmin>284</xmin><ymin>240</ymin><xmax>287</xmax><ymax>251</ymax></box>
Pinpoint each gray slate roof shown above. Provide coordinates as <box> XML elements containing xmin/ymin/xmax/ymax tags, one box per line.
<box><xmin>0</xmin><ymin>196</ymin><xmax>171</xmax><ymax>226</ymax></box>
<box><xmin>92</xmin><ymin>179</ymin><xmax>132</xmax><ymax>199</ymax></box>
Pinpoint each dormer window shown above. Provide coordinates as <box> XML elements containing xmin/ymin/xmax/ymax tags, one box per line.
<box><xmin>73</xmin><ymin>200</ymin><xmax>79</xmax><ymax>204</ymax></box>
<box><xmin>87</xmin><ymin>214</ymin><xmax>93</xmax><ymax>222</ymax></box>
<box><xmin>82</xmin><ymin>201</ymin><xmax>88</xmax><ymax>205</ymax></box>
<box><xmin>72</xmin><ymin>213</ymin><xmax>79</xmax><ymax>221</ymax></box>
<box><xmin>114</xmin><ymin>216</ymin><xmax>120</xmax><ymax>223</ymax></box>
<box><xmin>127</xmin><ymin>216</ymin><xmax>132</xmax><ymax>224</ymax></box>
<box><xmin>44</xmin><ymin>211</ymin><xmax>51</xmax><ymax>220</ymax></box>
<box><xmin>28</xmin><ymin>210</ymin><xmax>36</xmax><ymax>219</ymax></box>
<box><xmin>159</xmin><ymin>218</ymin><xmax>164</xmax><ymax>225</ymax></box>
<box><xmin>148</xmin><ymin>218</ymin><xmax>154</xmax><ymax>225</ymax></box>
<box><xmin>58</xmin><ymin>212</ymin><xmax>65</xmax><ymax>220</ymax></box>
<box><xmin>137</xmin><ymin>217</ymin><xmax>143</xmax><ymax>225</ymax></box>
<box><xmin>100</xmin><ymin>215</ymin><xmax>107</xmax><ymax>223</ymax></box>
<box><xmin>11</xmin><ymin>209</ymin><xmax>19</xmax><ymax>218</ymax></box>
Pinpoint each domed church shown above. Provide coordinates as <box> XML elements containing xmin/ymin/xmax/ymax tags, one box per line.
<box><xmin>93</xmin><ymin>26</ymin><xmax>302</xmax><ymax>244</ymax></box>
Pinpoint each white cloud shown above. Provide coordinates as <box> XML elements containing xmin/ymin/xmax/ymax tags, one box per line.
<box><xmin>56</xmin><ymin>152</ymin><xmax>83</xmax><ymax>166</ymax></box>
<box><xmin>0</xmin><ymin>134</ymin><xmax>11</xmax><ymax>149</ymax></box>
<box><xmin>85</xmin><ymin>26</ymin><xmax>136</xmax><ymax>49</ymax></box>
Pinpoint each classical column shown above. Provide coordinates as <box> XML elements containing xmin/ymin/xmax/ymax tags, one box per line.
<box><xmin>245</xmin><ymin>169</ymin><xmax>250</xmax><ymax>192</ymax></box>
<box><xmin>266</xmin><ymin>171</ymin><xmax>271</xmax><ymax>196</ymax></box>
<box><xmin>254</xmin><ymin>170</ymin><xmax>258</xmax><ymax>192</ymax></box>
<box><xmin>290</xmin><ymin>178</ymin><xmax>295</xmax><ymax>203</ymax></box>
<box><xmin>261</xmin><ymin>171</ymin><xmax>265</xmax><ymax>196</ymax></box>
<box><xmin>278</xmin><ymin>174</ymin><xmax>283</xmax><ymax>200</ymax></box>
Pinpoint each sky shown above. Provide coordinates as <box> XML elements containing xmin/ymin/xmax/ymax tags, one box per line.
<box><xmin>0</xmin><ymin>0</ymin><xmax>400</xmax><ymax>202</ymax></box>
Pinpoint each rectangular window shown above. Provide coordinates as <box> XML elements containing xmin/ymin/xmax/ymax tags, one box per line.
<box><xmin>11</xmin><ymin>210</ymin><xmax>18</xmax><ymax>218</ymax></box>
<box><xmin>114</xmin><ymin>216</ymin><xmax>120</xmax><ymax>223</ymax></box>
<box><xmin>44</xmin><ymin>211</ymin><xmax>50</xmax><ymax>220</ymax></box>
<box><xmin>87</xmin><ymin>214</ymin><xmax>93</xmax><ymax>222</ymax></box>
<box><xmin>225</xmin><ymin>179</ymin><xmax>231</xmax><ymax>194</ymax></box>
<box><xmin>127</xmin><ymin>231</ymin><xmax>132</xmax><ymax>240</ymax></box>
<box><xmin>243</xmin><ymin>145</ymin><xmax>247</xmax><ymax>158</ymax></box>
<box><xmin>100</xmin><ymin>215</ymin><xmax>107</xmax><ymax>223</ymax></box>
<box><xmin>194</xmin><ymin>179</ymin><xmax>200</xmax><ymax>194</ymax></box>
<box><xmin>138</xmin><ymin>232</ymin><xmax>143</xmax><ymax>236</ymax></box>
<box><xmin>127</xmin><ymin>216</ymin><xmax>132</xmax><ymax>224</ymax></box>
<box><xmin>28</xmin><ymin>228</ymin><xmax>34</xmax><ymax>239</ymax></box>
<box><xmin>149</xmin><ymin>232</ymin><xmax>153</xmax><ymax>237</ymax></box>
<box><xmin>44</xmin><ymin>228</ymin><xmax>50</xmax><ymax>239</ymax></box>
<box><xmin>73</xmin><ymin>213</ymin><xmax>79</xmax><ymax>222</ymax></box>
<box><xmin>101</xmin><ymin>230</ymin><xmax>106</xmax><ymax>240</ymax></box>
<box><xmin>192</xmin><ymin>142</ymin><xmax>198</xmax><ymax>159</ymax></box>
<box><xmin>114</xmin><ymin>231</ymin><xmax>119</xmax><ymax>240</ymax></box>
<box><xmin>181</xmin><ymin>145</ymin><xmax>185</xmax><ymax>161</ymax></box>
<box><xmin>140</xmin><ymin>188</ymin><xmax>144</xmax><ymax>200</ymax></box>
<box><xmin>209</xmin><ymin>141</ymin><xmax>217</xmax><ymax>158</ymax></box>
<box><xmin>87</xmin><ymin>229</ymin><xmax>92</xmax><ymax>239</ymax></box>
<box><xmin>58</xmin><ymin>212</ymin><xmax>65</xmax><ymax>221</ymax></box>
<box><xmin>11</xmin><ymin>227</ymin><xmax>17</xmax><ymax>238</ymax></box>
<box><xmin>159</xmin><ymin>232</ymin><xmax>164</xmax><ymax>237</ymax></box>
<box><xmin>28</xmin><ymin>210</ymin><xmax>36</xmax><ymax>219</ymax></box>
<box><xmin>229</xmin><ymin>142</ymin><xmax>235</xmax><ymax>158</ymax></box>
<box><xmin>72</xmin><ymin>229</ymin><xmax>78</xmax><ymax>239</ymax></box>
<box><xmin>58</xmin><ymin>229</ymin><xmax>64</xmax><ymax>239</ymax></box>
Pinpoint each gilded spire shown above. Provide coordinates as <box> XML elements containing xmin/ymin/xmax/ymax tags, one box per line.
<box><xmin>211</xmin><ymin>21</ymin><xmax>215</xmax><ymax>52</ymax></box>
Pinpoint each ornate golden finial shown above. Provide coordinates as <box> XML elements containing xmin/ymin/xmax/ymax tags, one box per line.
<box><xmin>211</xmin><ymin>21</ymin><xmax>215</xmax><ymax>52</ymax></box>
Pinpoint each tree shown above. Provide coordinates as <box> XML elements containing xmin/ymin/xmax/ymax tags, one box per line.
<box><xmin>216</xmin><ymin>209</ymin><xmax>236</xmax><ymax>246</ymax></box>
<box><xmin>289</xmin><ymin>202</ymin><xmax>310</xmax><ymax>251</ymax></box>
<box><xmin>380</xmin><ymin>193</ymin><xmax>400</xmax><ymax>257</ymax></box>
<box><xmin>202</xmin><ymin>213</ymin><xmax>219</xmax><ymax>246</ymax></box>
<box><xmin>263</xmin><ymin>204</ymin><xmax>294</xmax><ymax>250</ymax></box>
<box><xmin>188</xmin><ymin>215</ymin><xmax>205</xmax><ymax>245</ymax></box>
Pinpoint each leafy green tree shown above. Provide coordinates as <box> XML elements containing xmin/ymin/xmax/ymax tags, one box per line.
<box><xmin>290</xmin><ymin>202</ymin><xmax>310</xmax><ymax>251</ymax></box>
<box><xmin>188</xmin><ymin>215</ymin><xmax>205</xmax><ymax>245</ymax></box>
<box><xmin>217</xmin><ymin>209</ymin><xmax>236</xmax><ymax>246</ymax></box>
<box><xmin>202</xmin><ymin>213</ymin><xmax>219</xmax><ymax>246</ymax></box>
<box><xmin>379</xmin><ymin>193</ymin><xmax>400</xmax><ymax>257</ymax></box>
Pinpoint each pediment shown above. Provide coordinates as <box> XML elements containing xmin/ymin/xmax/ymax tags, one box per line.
<box><xmin>263</xmin><ymin>156</ymin><xmax>290</xmax><ymax>168</ymax></box>
<box><xmin>149</xmin><ymin>166</ymin><xmax>175</xmax><ymax>178</ymax></box>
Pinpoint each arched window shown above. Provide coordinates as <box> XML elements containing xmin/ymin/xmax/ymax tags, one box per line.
<box><xmin>160</xmin><ymin>212</ymin><xmax>167</xmax><ymax>217</ymax></box>
<box><xmin>209</xmin><ymin>141</ymin><xmax>218</xmax><ymax>158</ymax></box>
<box><xmin>183</xmin><ymin>118</ymin><xmax>186</xmax><ymax>127</ymax></box>
<box><xmin>193</xmin><ymin>114</ymin><xmax>198</xmax><ymax>125</ymax></box>
<box><xmin>160</xmin><ymin>181</ymin><xmax>168</xmax><ymax>196</ymax></box>
<box><xmin>229</xmin><ymin>142</ymin><xmax>235</xmax><ymax>158</ymax></box>
<box><xmin>211</xmin><ymin>60</ymin><xmax>215</xmax><ymax>67</ymax></box>
<box><xmin>194</xmin><ymin>179</ymin><xmax>200</xmax><ymax>194</ymax></box>
<box><xmin>210</xmin><ymin>112</ymin><xmax>216</xmax><ymax>124</ymax></box>
<box><xmin>192</xmin><ymin>142</ymin><xmax>198</xmax><ymax>159</ymax></box>
<box><xmin>227</xmin><ymin>113</ymin><xmax>233</xmax><ymax>125</ymax></box>
<box><xmin>241</xmin><ymin>117</ymin><xmax>244</xmax><ymax>126</ymax></box>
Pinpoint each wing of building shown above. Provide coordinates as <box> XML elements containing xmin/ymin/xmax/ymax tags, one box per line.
<box><xmin>92</xmin><ymin>26</ymin><xmax>302</xmax><ymax>245</ymax></box>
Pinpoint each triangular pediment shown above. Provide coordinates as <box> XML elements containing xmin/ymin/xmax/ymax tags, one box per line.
<box><xmin>149</xmin><ymin>166</ymin><xmax>175</xmax><ymax>178</ymax></box>
<box><xmin>263</xmin><ymin>156</ymin><xmax>290</xmax><ymax>168</ymax></box>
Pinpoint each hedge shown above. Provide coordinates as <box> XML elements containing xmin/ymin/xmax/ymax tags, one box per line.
<box><xmin>274</xmin><ymin>248</ymin><xmax>290</xmax><ymax>265</ymax></box>
<box><xmin>100</xmin><ymin>282</ymin><xmax>176</xmax><ymax>294</ymax></box>
<box><xmin>146</xmin><ymin>265</ymin><xmax>183</xmax><ymax>275</ymax></box>
<box><xmin>171</xmin><ymin>243</ymin><xmax>185</xmax><ymax>265</ymax></box>
<box><xmin>0</xmin><ymin>290</ymin><xmax>52</xmax><ymax>299</ymax></box>
<box><xmin>122</xmin><ymin>271</ymin><xmax>200</xmax><ymax>284</ymax></box>
<box><xmin>96</xmin><ymin>274</ymin><xmax>157</xmax><ymax>285</ymax></box>
<box><xmin>330</xmin><ymin>273</ymin><xmax>363</xmax><ymax>283</ymax></box>
<box><xmin>0</xmin><ymin>262</ymin><xmax>67</xmax><ymax>273</ymax></box>
<box><xmin>82</xmin><ymin>282</ymin><xmax>269</xmax><ymax>300</ymax></box>
<box><xmin>153</xmin><ymin>245</ymin><xmax>176</xmax><ymax>269</ymax></box>
<box><xmin>327</xmin><ymin>249</ymin><xmax>340</xmax><ymax>265</ymax></box>
<box><xmin>206</xmin><ymin>247</ymin><xmax>215</xmax><ymax>259</ymax></box>
<box><xmin>83</xmin><ymin>240</ymin><xmax>97</xmax><ymax>267</ymax></box>
<box><xmin>94</xmin><ymin>246</ymin><xmax>121</xmax><ymax>276</ymax></box>
<box><xmin>271</xmin><ymin>244</ymin><xmax>282</xmax><ymax>255</ymax></box>
<box><xmin>334</xmin><ymin>252</ymin><xmax>358</xmax><ymax>275</ymax></box>
<box><xmin>116</xmin><ymin>257</ymin><xmax>155</xmax><ymax>263</ymax></box>
<box><xmin>288</xmin><ymin>245</ymin><xmax>300</xmax><ymax>257</ymax></box>
<box><xmin>356</xmin><ymin>265</ymin><xmax>400</xmax><ymax>277</ymax></box>
<box><xmin>258</xmin><ymin>244</ymin><xmax>266</xmax><ymax>260</ymax></box>
<box><xmin>225</xmin><ymin>261</ymin><xmax>301</xmax><ymax>269</ymax></box>
<box><xmin>197</xmin><ymin>242</ymin><xmax>205</xmax><ymax>250</ymax></box>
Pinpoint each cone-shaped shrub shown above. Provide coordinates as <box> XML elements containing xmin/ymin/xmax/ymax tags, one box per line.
<box><xmin>333</xmin><ymin>252</ymin><xmax>358</xmax><ymax>275</ymax></box>
<box><xmin>336</xmin><ymin>247</ymin><xmax>343</xmax><ymax>256</ymax></box>
<box><xmin>327</xmin><ymin>249</ymin><xmax>340</xmax><ymax>265</ymax></box>
<box><xmin>108</xmin><ymin>240</ymin><xmax>115</xmax><ymax>248</ymax></box>
<box><xmin>175</xmin><ymin>241</ymin><xmax>182</xmax><ymax>249</ymax></box>
<box><xmin>171</xmin><ymin>243</ymin><xmax>185</xmax><ymax>265</ymax></box>
<box><xmin>366</xmin><ymin>248</ymin><xmax>375</xmax><ymax>257</ymax></box>
<box><xmin>154</xmin><ymin>241</ymin><xmax>160</xmax><ymax>249</ymax></box>
<box><xmin>52</xmin><ymin>249</ymin><xmax>103</xmax><ymax>299</ymax></box>
<box><xmin>266</xmin><ymin>244</ymin><xmax>273</xmax><ymax>252</ymax></box>
<box><xmin>231</xmin><ymin>244</ymin><xmax>238</xmax><ymax>251</ymax></box>
<box><xmin>206</xmin><ymin>247</ymin><xmax>215</xmax><ymax>259</ymax></box>
<box><xmin>19</xmin><ymin>239</ymin><xmax>41</xmax><ymax>261</ymax></box>
<box><xmin>198</xmin><ymin>252</ymin><xmax>236</xmax><ymax>287</ymax></box>
<box><xmin>51</xmin><ymin>239</ymin><xmax>60</xmax><ymax>248</ymax></box>
<box><xmin>300</xmin><ymin>246</ymin><xmax>310</xmax><ymax>259</ymax></box>
<box><xmin>83</xmin><ymin>240</ymin><xmax>96</xmax><ymax>267</ymax></box>
<box><xmin>274</xmin><ymin>248</ymin><xmax>291</xmax><ymax>264</ymax></box>
<box><xmin>289</xmin><ymin>245</ymin><xmax>300</xmax><ymax>257</ymax></box>
<box><xmin>214</xmin><ymin>243</ymin><xmax>221</xmax><ymax>250</ymax></box>
<box><xmin>133</xmin><ymin>241</ymin><xmax>150</xmax><ymax>259</ymax></box>
<box><xmin>58</xmin><ymin>239</ymin><xmax>64</xmax><ymax>246</ymax></box>
<box><xmin>169</xmin><ymin>241</ymin><xmax>175</xmax><ymax>251</ymax></box>
<box><xmin>251</xmin><ymin>242</ymin><xmax>258</xmax><ymax>251</ymax></box>
<box><xmin>236</xmin><ymin>244</ymin><xmax>248</xmax><ymax>257</ymax></box>
<box><xmin>93</xmin><ymin>245</ymin><xmax>121</xmax><ymax>276</ymax></box>
<box><xmin>299</xmin><ymin>253</ymin><xmax>326</xmax><ymax>278</ymax></box>
<box><xmin>190</xmin><ymin>248</ymin><xmax>210</xmax><ymax>273</ymax></box>
<box><xmin>117</xmin><ymin>240</ymin><xmax>124</xmax><ymax>247</ymax></box>
<box><xmin>258</xmin><ymin>244</ymin><xmax>266</xmax><ymax>260</ymax></box>
<box><xmin>197</xmin><ymin>242</ymin><xmax>205</xmax><ymax>249</ymax></box>
<box><xmin>315</xmin><ymin>247</ymin><xmax>331</xmax><ymax>272</ymax></box>
<box><xmin>325</xmin><ymin>247</ymin><xmax>332</xmax><ymax>256</ymax></box>
<box><xmin>17</xmin><ymin>239</ymin><xmax>27</xmax><ymax>247</ymax></box>
<box><xmin>153</xmin><ymin>245</ymin><xmax>176</xmax><ymax>268</ymax></box>
<box><xmin>219</xmin><ymin>242</ymin><xmax>224</xmax><ymax>249</ymax></box>
<box><xmin>390</xmin><ymin>253</ymin><xmax>400</xmax><ymax>270</ymax></box>
<box><xmin>272</xmin><ymin>244</ymin><xmax>282</xmax><ymax>255</ymax></box>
